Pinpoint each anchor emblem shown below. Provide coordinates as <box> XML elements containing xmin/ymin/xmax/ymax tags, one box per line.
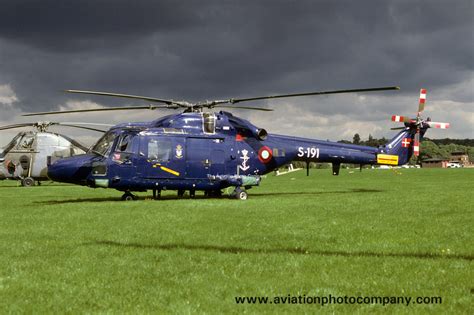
<box><xmin>239</xmin><ymin>149</ymin><xmax>250</xmax><ymax>171</ymax></box>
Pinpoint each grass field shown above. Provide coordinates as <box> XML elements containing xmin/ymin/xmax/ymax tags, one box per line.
<box><xmin>0</xmin><ymin>168</ymin><xmax>472</xmax><ymax>313</ymax></box>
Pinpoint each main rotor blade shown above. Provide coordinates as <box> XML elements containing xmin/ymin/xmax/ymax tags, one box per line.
<box><xmin>229</xmin><ymin>86</ymin><xmax>400</xmax><ymax>104</ymax></box>
<box><xmin>22</xmin><ymin>105</ymin><xmax>179</xmax><ymax>116</ymax></box>
<box><xmin>0</xmin><ymin>123</ymin><xmax>35</xmax><ymax>131</ymax></box>
<box><xmin>54</xmin><ymin>123</ymin><xmax>108</xmax><ymax>133</ymax></box>
<box><xmin>65</xmin><ymin>90</ymin><xmax>184</xmax><ymax>106</ymax></box>
<box><xmin>215</xmin><ymin>105</ymin><xmax>274</xmax><ymax>111</ymax></box>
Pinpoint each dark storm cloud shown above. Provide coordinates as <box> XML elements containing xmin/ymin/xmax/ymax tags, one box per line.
<box><xmin>0</xmin><ymin>1</ymin><xmax>199</xmax><ymax>50</ymax></box>
<box><xmin>0</xmin><ymin>0</ymin><xmax>472</xmax><ymax>139</ymax></box>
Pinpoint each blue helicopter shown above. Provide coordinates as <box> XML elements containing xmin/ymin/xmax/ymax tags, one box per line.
<box><xmin>24</xmin><ymin>87</ymin><xmax>449</xmax><ymax>200</ymax></box>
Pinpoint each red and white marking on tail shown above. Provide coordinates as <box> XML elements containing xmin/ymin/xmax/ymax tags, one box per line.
<box><xmin>413</xmin><ymin>141</ymin><xmax>420</xmax><ymax>156</ymax></box>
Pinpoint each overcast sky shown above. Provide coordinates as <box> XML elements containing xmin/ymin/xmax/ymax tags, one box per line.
<box><xmin>0</xmin><ymin>0</ymin><xmax>472</xmax><ymax>146</ymax></box>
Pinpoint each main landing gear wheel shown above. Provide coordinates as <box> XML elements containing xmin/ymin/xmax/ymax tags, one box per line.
<box><xmin>21</xmin><ymin>177</ymin><xmax>35</xmax><ymax>187</ymax></box>
<box><xmin>121</xmin><ymin>192</ymin><xmax>137</xmax><ymax>201</ymax></box>
<box><xmin>233</xmin><ymin>187</ymin><xmax>248</xmax><ymax>200</ymax></box>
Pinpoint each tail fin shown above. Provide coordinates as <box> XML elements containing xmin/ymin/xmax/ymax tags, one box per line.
<box><xmin>377</xmin><ymin>127</ymin><xmax>428</xmax><ymax>166</ymax></box>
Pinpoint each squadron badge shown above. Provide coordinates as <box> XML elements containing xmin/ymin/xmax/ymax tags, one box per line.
<box><xmin>175</xmin><ymin>144</ymin><xmax>183</xmax><ymax>159</ymax></box>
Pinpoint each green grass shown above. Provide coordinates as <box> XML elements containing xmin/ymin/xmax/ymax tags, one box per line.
<box><xmin>0</xmin><ymin>168</ymin><xmax>472</xmax><ymax>313</ymax></box>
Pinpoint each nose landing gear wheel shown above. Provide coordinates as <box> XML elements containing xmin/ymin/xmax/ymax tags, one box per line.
<box><xmin>121</xmin><ymin>192</ymin><xmax>137</xmax><ymax>201</ymax></box>
<box><xmin>232</xmin><ymin>187</ymin><xmax>248</xmax><ymax>200</ymax></box>
<box><xmin>21</xmin><ymin>177</ymin><xmax>35</xmax><ymax>187</ymax></box>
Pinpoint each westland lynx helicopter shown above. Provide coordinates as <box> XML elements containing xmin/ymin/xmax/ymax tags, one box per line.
<box><xmin>0</xmin><ymin>121</ymin><xmax>109</xmax><ymax>186</ymax></box>
<box><xmin>24</xmin><ymin>87</ymin><xmax>449</xmax><ymax>200</ymax></box>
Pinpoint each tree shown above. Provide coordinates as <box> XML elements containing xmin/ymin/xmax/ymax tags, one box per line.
<box><xmin>353</xmin><ymin>133</ymin><xmax>361</xmax><ymax>145</ymax></box>
<box><xmin>366</xmin><ymin>134</ymin><xmax>379</xmax><ymax>147</ymax></box>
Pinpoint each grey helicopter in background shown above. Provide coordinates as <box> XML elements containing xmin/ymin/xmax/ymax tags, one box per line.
<box><xmin>0</xmin><ymin>121</ymin><xmax>110</xmax><ymax>186</ymax></box>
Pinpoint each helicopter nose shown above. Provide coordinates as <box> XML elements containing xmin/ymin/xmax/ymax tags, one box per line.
<box><xmin>47</xmin><ymin>155</ymin><xmax>92</xmax><ymax>184</ymax></box>
<box><xmin>47</xmin><ymin>159</ymin><xmax>74</xmax><ymax>182</ymax></box>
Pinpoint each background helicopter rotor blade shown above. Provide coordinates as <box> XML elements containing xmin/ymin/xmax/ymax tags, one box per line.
<box><xmin>22</xmin><ymin>105</ymin><xmax>179</xmax><ymax>116</ymax></box>
<box><xmin>227</xmin><ymin>86</ymin><xmax>400</xmax><ymax>104</ymax></box>
<box><xmin>53</xmin><ymin>123</ymin><xmax>108</xmax><ymax>133</ymax></box>
<box><xmin>0</xmin><ymin>121</ymin><xmax>110</xmax><ymax>132</ymax></box>
<box><xmin>0</xmin><ymin>123</ymin><xmax>36</xmax><ymax>131</ymax></box>
<box><xmin>59</xmin><ymin>122</ymin><xmax>114</xmax><ymax>127</ymax></box>
<box><xmin>390</xmin><ymin>127</ymin><xmax>407</xmax><ymax>130</ymax></box>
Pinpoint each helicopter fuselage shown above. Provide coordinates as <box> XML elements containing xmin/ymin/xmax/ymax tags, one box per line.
<box><xmin>47</xmin><ymin>111</ymin><xmax>412</xmax><ymax>196</ymax></box>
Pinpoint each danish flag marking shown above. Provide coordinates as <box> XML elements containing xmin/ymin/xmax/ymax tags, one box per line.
<box><xmin>402</xmin><ymin>138</ymin><xmax>411</xmax><ymax>148</ymax></box>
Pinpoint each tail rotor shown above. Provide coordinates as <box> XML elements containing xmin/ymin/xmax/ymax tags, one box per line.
<box><xmin>390</xmin><ymin>88</ymin><xmax>449</xmax><ymax>157</ymax></box>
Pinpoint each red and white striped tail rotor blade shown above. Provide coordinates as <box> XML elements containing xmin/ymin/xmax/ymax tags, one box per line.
<box><xmin>418</xmin><ymin>88</ymin><xmax>427</xmax><ymax>113</ymax></box>
<box><xmin>391</xmin><ymin>115</ymin><xmax>411</xmax><ymax>122</ymax></box>
<box><xmin>426</xmin><ymin>121</ymin><xmax>450</xmax><ymax>129</ymax></box>
<box><xmin>413</xmin><ymin>130</ymin><xmax>420</xmax><ymax>156</ymax></box>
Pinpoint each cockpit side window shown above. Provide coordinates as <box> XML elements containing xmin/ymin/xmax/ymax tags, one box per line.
<box><xmin>16</xmin><ymin>134</ymin><xmax>35</xmax><ymax>149</ymax></box>
<box><xmin>91</xmin><ymin>132</ymin><xmax>117</xmax><ymax>156</ymax></box>
<box><xmin>110</xmin><ymin>134</ymin><xmax>138</xmax><ymax>163</ymax></box>
<box><xmin>147</xmin><ymin>137</ymin><xmax>172</xmax><ymax>162</ymax></box>
<box><xmin>116</xmin><ymin>134</ymin><xmax>136</xmax><ymax>152</ymax></box>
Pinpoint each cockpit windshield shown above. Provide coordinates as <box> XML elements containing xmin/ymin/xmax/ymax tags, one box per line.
<box><xmin>90</xmin><ymin>131</ymin><xmax>117</xmax><ymax>156</ymax></box>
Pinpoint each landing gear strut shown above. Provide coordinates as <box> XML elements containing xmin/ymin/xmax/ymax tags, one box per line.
<box><xmin>121</xmin><ymin>191</ymin><xmax>137</xmax><ymax>201</ymax></box>
<box><xmin>205</xmin><ymin>190</ymin><xmax>222</xmax><ymax>198</ymax></box>
<box><xmin>152</xmin><ymin>189</ymin><xmax>161</xmax><ymax>200</ymax></box>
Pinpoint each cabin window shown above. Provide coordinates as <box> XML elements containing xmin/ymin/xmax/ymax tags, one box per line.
<box><xmin>203</xmin><ymin>113</ymin><xmax>216</xmax><ymax>134</ymax></box>
<box><xmin>147</xmin><ymin>138</ymin><xmax>172</xmax><ymax>162</ymax></box>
